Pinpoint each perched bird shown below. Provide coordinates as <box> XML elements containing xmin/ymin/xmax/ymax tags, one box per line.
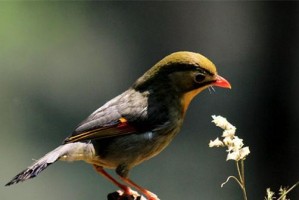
<box><xmin>6</xmin><ymin>51</ymin><xmax>231</xmax><ymax>200</ymax></box>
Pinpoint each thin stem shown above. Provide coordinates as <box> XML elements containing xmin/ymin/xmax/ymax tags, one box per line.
<box><xmin>221</xmin><ymin>176</ymin><xmax>243</xmax><ymax>188</ymax></box>
<box><xmin>236</xmin><ymin>161</ymin><xmax>243</xmax><ymax>184</ymax></box>
<box><xmin>241</xmin><ymin>160</ymin><xmax>245</xmax><ymax>185</ymax></box>
<box><xmin>277</xmin><ymin>181</ymin><xmax>299</xmax><ymax>200</ymax></box>
<box><xmin>236</xmin><ymin>161</ymin><xmax>248</xmax><ymax>200</ymax></box>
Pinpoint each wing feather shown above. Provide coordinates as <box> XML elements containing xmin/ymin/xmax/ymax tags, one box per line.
<box><xmin>63</xmin><ymin>117</ymin><xmax>137</xmax><ymax>144</ymax></box>
<box><xmin>63</xmin><ymin>90</ymin><xmax>151</xmax><ymax>144</ymax></box>
<box><xmin>63</xmin><ymin>91</ymin><xmax>146</xmax><ymax>144</ymax></box>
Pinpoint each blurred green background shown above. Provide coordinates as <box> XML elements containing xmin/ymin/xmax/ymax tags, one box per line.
<box><xmin>1</xmin><ymin>2</ymin><xmax>298</xmax><ymax>200</ymax></box>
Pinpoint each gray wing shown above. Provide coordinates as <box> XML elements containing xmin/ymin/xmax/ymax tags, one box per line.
<box><xmin>63</xmin><ymin>89</ymin><xmax>148</xmax><ymax>144</ymax></box>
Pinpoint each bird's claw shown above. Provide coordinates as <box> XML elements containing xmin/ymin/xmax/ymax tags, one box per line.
<box><xmin>109</xmin><ymin>189</ymin><xmax>146</xmax><ymax>200</ymax></box>
<box><xmin>144</xmin><ymin>191</ymin><xmax>160</xmax><ymax>200</ymax></box>
<box><xmin>116</xmin><ymin>189</ymin><xmax>159</xmax><ymax>200</ymax></box>
<box><xmin>118</xmin><ymin>189</ymin><xmax>139</xmax><ymax>197</ymax></box>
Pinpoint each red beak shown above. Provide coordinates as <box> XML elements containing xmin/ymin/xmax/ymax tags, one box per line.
<box><xmin>213</xmin><ymin>75</ymin><xmax>231</xmax><ymax>89</ymax></box>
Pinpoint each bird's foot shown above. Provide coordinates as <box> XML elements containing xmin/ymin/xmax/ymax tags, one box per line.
<box><xmin>107</xmin><ymin>191</ymin><xmax>134</xmax><ymax>200</ymax></box>
<box><xmin>118</xmin><ymin>177</ymin><xmax>159</xmax><ymax>200</ymax></box>
<box><xmin>143</xmin><ymin>191</ymin><xmax>160</xmax><ymax>200</ymax></box>
<box><xmin>107</xmin><ymin>190</ymin><xmax>158</xmax><ymax>200</ymax></box>
<box><xmin>118</xmin><ymin>188</ymin><xmax>141</xmax><ymax>199</ymax></box>
<box><xmin>107</xmin><ymin>189</ymin><xmax>146</xmax><ymax>200</ymax></box>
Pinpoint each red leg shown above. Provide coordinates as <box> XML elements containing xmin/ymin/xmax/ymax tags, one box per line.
<box><xmin>93</xmin><ymin>165</ymin><xmax>136</xmax><ymax>196</ymax></box>
<box><xmin>119</xmin><ymin>177</ymin><xmax>159</xmax><ymax>200</ymax></box>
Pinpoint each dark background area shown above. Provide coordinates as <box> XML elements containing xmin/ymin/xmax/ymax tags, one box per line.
<box><xmin>1</xmin><ymin>2</ymin><xmax>298</xmax><ymax>200</ymax></box>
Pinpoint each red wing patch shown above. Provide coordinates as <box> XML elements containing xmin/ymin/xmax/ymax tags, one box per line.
<box><xmin>117</xmin><ymin>117</ymin><xmax>128</xmax><ymax>128</ymax></box>
<box><xmin>64</xmin><ymin>117</ymin><xmax>137</xmax><ymax>144</ymax></box>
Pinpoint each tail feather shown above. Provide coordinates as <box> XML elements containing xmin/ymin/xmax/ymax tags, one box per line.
<box><xmin>5</xmin><ymin>162</ymin><xmax>53</xmax><ymax>186</ymax></box>
<box><xmin>5</xmin><ymin>142</ymin><xmax>95</xmax><ymax>186</ymax></box>
<box><xmin>5</xmin><ymin>145</ymin><xmax>63</xmax><ymax>186</ymax></box>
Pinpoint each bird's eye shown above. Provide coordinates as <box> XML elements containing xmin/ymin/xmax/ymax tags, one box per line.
<box><xmin>194</xmin><ymin>73</ymin><xmax>206</xmax><ymax>83</ymax></box>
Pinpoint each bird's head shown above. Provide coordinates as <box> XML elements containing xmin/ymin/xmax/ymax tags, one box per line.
<box><xmin>133</xmin><ymin>51</ymin><xmax>231</xmax><ymax>112</ymax></box>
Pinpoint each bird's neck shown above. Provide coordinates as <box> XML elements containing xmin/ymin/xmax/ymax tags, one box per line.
<box><xmin>181</xmin><ymin>86</ymin><xmax>208</xmax><ymax>115</ymax></box>
<box><xmin>143</xmin><ymin>84</ymin><xmax>186</xmax><ymax>121</ymax></box>
<box><xmin>146</xmin><ymin>82</ymin><xmax>207</xmax><ymax>118</ymax></box>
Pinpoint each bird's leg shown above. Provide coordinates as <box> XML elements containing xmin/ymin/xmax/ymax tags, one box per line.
<box><xmin>93</xmin><ymin>165</ymin><xmax>139</xmax><ymax>197</ymax></box>
<box><xmin>119</xmin><ymin>177</ymin><xmax>160</xmax><ymax>200</ymax></box>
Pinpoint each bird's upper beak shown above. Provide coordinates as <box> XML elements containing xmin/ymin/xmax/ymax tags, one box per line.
<box><xmin>213</xmin><ymin>75</ymin><xmax>231</xmax><ymax>89</ymax></box>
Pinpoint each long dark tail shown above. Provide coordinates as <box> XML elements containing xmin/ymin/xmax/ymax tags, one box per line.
<box><xmin>5</xmin><ymin>142</ymin><xmax>95</xmax><ymax>186</ymax></box>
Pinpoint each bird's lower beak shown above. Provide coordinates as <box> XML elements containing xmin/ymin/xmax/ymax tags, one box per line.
<box><xmin>213</xmin><ymin>75</ymin><xmax>231</xmax><ymax>89</ymax></box>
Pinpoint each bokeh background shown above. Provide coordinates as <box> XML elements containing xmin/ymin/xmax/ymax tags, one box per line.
<box><xmin>1</xmin><ymin>2</ymin><xmax>298</xmax><ymax>200</ymax></box>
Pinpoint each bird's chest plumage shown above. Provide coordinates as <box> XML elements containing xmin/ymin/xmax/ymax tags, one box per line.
<box><xmin>92</xmin><ymin>126</ymin><xmax>180</xmax><ymax>169</ymax></box>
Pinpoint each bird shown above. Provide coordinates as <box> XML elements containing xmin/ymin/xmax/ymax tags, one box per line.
<box><xmin>5</xmin><ymin>51</ymin><xmax>231</xmax><ymax>200</ymax></box>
